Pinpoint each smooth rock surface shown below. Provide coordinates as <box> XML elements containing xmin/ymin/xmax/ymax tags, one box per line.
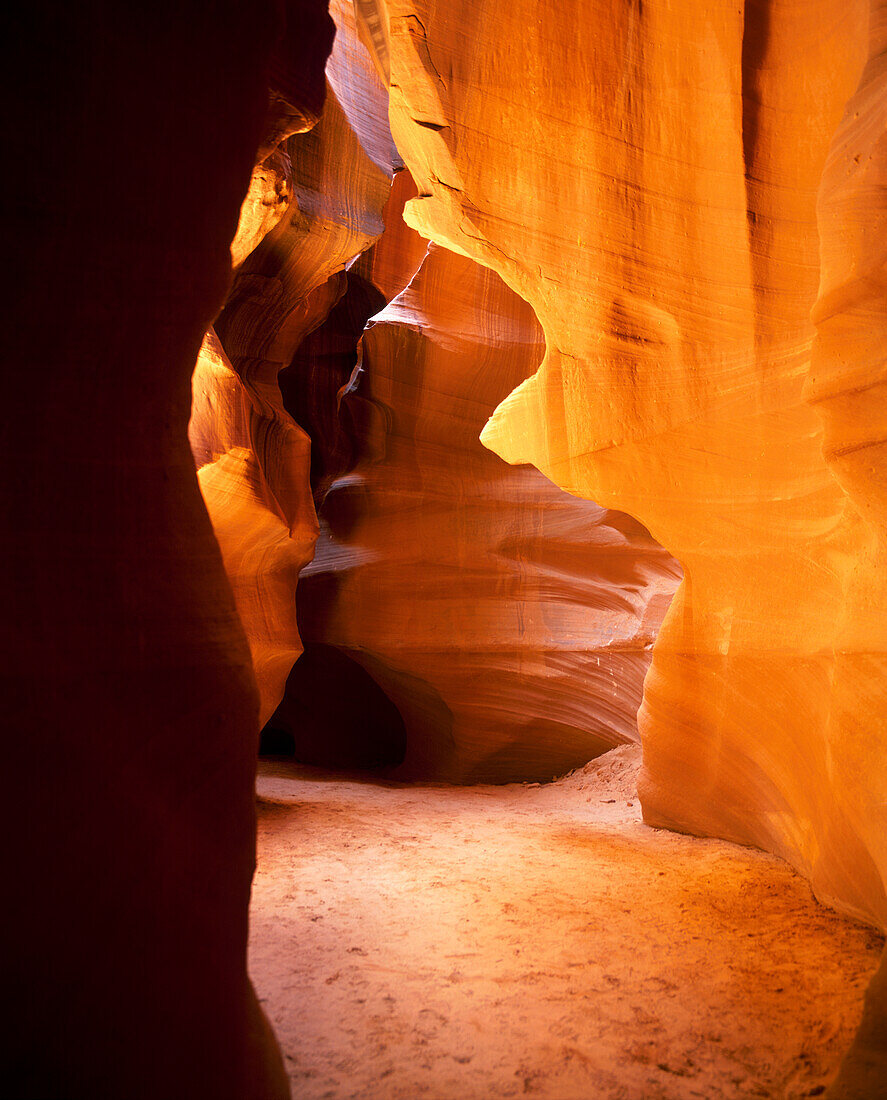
<box><xmin>2</xmin><ymin>2</ymin><xmax>333</xmax><ymax>1095</ymax></box>
<box><xmin>812</xmin><ymin>4</ymin><xmax>887</xmax><ymax>1091</ymax></box>
<box><xmin>192</xmin><ymin>0</ymin><xmax>397</xmax><ymax>725</ymax></box>
<box><xmin>355</xmin><ymin>0</ymin><xmax>887</xmax><ymax>929</ymax></box>
<box><xmin>289</xmin><ymin>242</ymin><xmax>680</xmax><ymax>781</ymax></box>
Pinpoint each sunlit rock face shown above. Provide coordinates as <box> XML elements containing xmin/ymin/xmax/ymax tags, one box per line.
<box><xmin>190</xmin><ymin>0</ymin><xmax>397</xmax><ymax>725</ymax></box>
<box><xmin>212</xmin><ymin>9</ymin><xmax>681</xmax><ymax>780</ymax></box>
<box><xmin>812</xmin><ymin>11</ymin><xmax>887</xmax><ymax>1089</ymax></box>
<box><xmin>807</xmin><ymin>0</ymin><xmax>887</xmax><ymax>944</ymax></box>
<box><xmin>190</xmin><ymin>327</ymin><xmax>320</xmax><ymax>727</ymax></box>
<box><xmin>353</xmin><ymin>0</ymin><xmax>887</xmax><ymax>928</ymax></box>
<box><xmin>283</xmin><ymin>241</ymin><xmax>679</xmax><ymax>781</ymax></box>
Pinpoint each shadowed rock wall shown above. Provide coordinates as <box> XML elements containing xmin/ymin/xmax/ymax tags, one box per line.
<box><xmin>2</xmin><ymin>2</ymin><xmax>332</xmax><ymax>1096</ymax></box>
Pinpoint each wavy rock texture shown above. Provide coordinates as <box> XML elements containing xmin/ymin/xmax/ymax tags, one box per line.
<box><xmin>271</xmin><ymin>171</ymin><xmax>429</xmax><ymax>510</ymax></box>
<box><xmin>353</xmin><ymin>0</ymin><xmax>887</xmax><ymax>929</ymax></box>
<box><xmin>810</xmin><ymin>5</ymin><xmax>887</xmax><ymax>1092</ymax></box>
<box><xmin>190</xmin><ymin>326</ymin><xmax>321</xmax><ymax>727</ymax></box>
<box><xmin>191</xmin><ymin>0</ymin><xmax>397</xmax><ymax>725</ymax></box>
<box><xmin>275</xmin><ymin>170</ymin><xmax>426</xmax><ymax>510</ymax></box>
<box><xmin>807</xmin><ymin>0</ymin><xmax>887</xmax><ymax>935</ymax></box>
<box><xmin>2</xmin><ymin>2</ymin><xmax>333</xmax><ymax>1096</ymax></box>
<box><xmin>350</xmin><ymin>168</ymin><xmax>429</xmax><ymax>301</ymax></box>
<box><xmin>284</xmin><ymin>242</ymin><xmax>680</xmax><ymax>782</ymax></box>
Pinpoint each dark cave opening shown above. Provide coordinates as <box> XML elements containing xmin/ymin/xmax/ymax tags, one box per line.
<box><xmin>260</xmin><ymin>642</ymin><xmax>407</xmax><ymax>769</ymax></box>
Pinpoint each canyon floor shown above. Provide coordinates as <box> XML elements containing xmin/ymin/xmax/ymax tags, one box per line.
<box><xmin>250</xmin><ymin>746</ymin><xmax>883</xmax><ymax>1100</ymax></box>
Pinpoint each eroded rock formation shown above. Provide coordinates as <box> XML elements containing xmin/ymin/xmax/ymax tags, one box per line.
<box><xmin>202</xmin><ymin>4</ymin><xmax>681</xmax><ymax>780</ymax></box>
<box><xmin>3</xmin><ymin>2</ymin><xmax>333</xmax><ymax>1096</ymax></box>
<box><xmin>190</xmin><ymin>0</ymin><xmax>397</xmax><ymax>724</ymax></box>
<box><xmin>282</xmin><ymin>240</ymin><xmax>679</xmax><ymax>781</ymax></box>
<box><xmin>352</xmin><ymin>0</ymin><xmax>887</xmax><ymax>934</ymax></box>
<box><xmin>9</xmin><ymin>0</ymin><xmax>887</xmax><ymax>1092</ymax></box>
<box><xmin>810</xmin><ymin>6</ymin><xmax>887</xmax><ymax>1090</ymax></box>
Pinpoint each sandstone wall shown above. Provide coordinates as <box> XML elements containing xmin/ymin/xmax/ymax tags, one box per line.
<box><xmin>287</xmin><ymin>240</ymin><xmax>680</xmax><ymax>781</ymax></box>
<box><xmin>191</xmin><ymin>0</ymin><xmax>397</xmax><ymax>725</ymax></box>
<box><xmin>9</xmin><ymin>0</ymin><xmax>886</xmax><ymax>1089</ymax></box>
<box><xmin>2</xmin><ymin>2</ymin><xmax>333</xmax><ymax>1095</ymax></box>
<box><xmin>353</xmin><ymin>0</ymin><xmax>887</xmax><ymax>928</ymax></box>
<box><xmin>210</xmin><ymin>3</ymin><xmax>683</xmax><ymax>782</ymax></box>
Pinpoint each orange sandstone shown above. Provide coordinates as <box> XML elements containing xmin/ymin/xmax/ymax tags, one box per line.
<box><xmin>290</xmin><ymin>241</ymin><xmax>680</xmax><ymax>780</ymax></box>
<box><xmin>191</xmin><ymin>0</ymin><xmax>397</xmax><ymax>724</ymax></box>
<box><xmin>353</xmin><ymin>0</ymin><xmax>887</xmax><ymax>930</ymax></box>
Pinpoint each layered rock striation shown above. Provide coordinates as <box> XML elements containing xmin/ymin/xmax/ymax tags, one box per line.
<box><xmin>352</xmin><ymin>0</ymin><xmax>887</xmax><ymax>929</ymax></box>
<box><xmin>283</xmin><ymin>241</ymin><xmax>679</xmax><ymax>781</ymax></box>
<box><xmin>809</xmin><ymin>6</ymin><xmax>887</xmax><ymax>1090</ymax></box>
<box><xmin>209</xmin><ymin>9</ymin><xmax>681</xmax><ymax>781</ymax></box>
<box><xmin>191</xmin><ymin>0</ymin><xmax>398</xmax><ymax>725</ymax></box>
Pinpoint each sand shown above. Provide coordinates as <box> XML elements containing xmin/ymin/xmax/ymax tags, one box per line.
<box><xmin>249</xmin><ymin>746</ymin><xmax>884</xmax><ymax>1099</ymax></box>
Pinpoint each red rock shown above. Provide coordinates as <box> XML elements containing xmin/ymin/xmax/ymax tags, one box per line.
<box><xmin>193</xmin><ymin>0</ymin><xmax>397</xmax><ymax>725</ymax></box>
<box><xmin>289</xmin><ymin>242</ymin><xmax>679</xmax><ymax>781</ymax></box>
<box><xmin>356</xmin><ymin>0</ymin><xmax>887</xmax><ymax>930</ymax></box>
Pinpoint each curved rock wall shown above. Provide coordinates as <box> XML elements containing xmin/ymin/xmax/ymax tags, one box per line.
<box><xmin>289</xmin><ymin>241</ymin><xmax>680</xmax><ymax>781</ymax></box>
<box><xmin>353</xmin><ymin>0</ymin><xmax>887</xmax><ymax>928</ymax></box>
<box><xmin>192</xmin><ymin>0</ymin><xmax>398</xmax><ymax>725</ymax></box>
<box><xmin>2</xmin><ymin>2</ymin><xmax>333</xmax><ymax>1095</ymax></box>
<box><xmin>807</xmin><ymin>0</ymin><xmax>887</xmax><ymax>940</ymax></box>
<box><xmin>221</xmin><ymin>11</ymin><xmax>681</xmax><ymax>781</ymax></box>
<box><xmin>812</xmin><ymin>12</ymin><xmax>887</xmax><ymax>1088</ymax></box>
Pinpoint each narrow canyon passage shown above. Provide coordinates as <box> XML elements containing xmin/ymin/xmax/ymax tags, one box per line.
<box><xmin>8</xmin><ymin>1</ymin><xmax>887</xmax><ymax>1095</ymax></box>
<box><xmin>249</xmin><ymin>748</ymin><xmax>883</xmax><ymax>1099</ymax></box>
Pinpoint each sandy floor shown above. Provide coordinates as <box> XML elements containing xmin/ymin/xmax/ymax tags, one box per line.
<box><xmin>250</xmin><ymin>746</ymin><xmax>884</xmax><ymax>1099</ymax></box>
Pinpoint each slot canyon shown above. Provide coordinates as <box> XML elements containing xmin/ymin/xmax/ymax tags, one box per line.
<box><xmin>4</xmin><ymin>0</ymin><xmax>886</xmax><ymax>1096</ymax></box>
